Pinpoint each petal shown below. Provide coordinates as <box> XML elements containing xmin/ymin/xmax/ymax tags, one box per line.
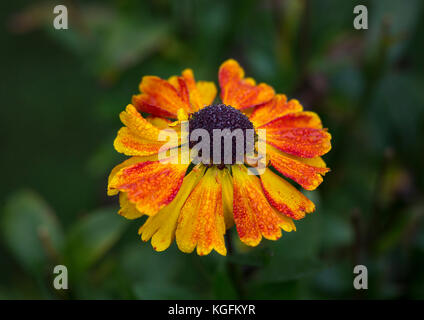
<box><xmin>138</xmin><ymin>165</ymin><xmax>206</xmax><ymax>252</ymax></box>
<box><xmin>145</xmin><ymin>116</ymin><xmax>172</xmax><ymax>129</ymax></box>
<box><xmin>232</xmin><ymin>165</ymin><xmax>295</xmax><ymax>246</ymax></box>
<box><xmin>181</xmin><ymin>69</ymin><xmax>217</xmax><ymax>112</ymax></box>
<box><xmin>118</xmin><ymin>192</ymin><xmax>143</xmax><ymax>220</ymax></box>
<box><xmin>176</xmin><ymin>167</ymin><xmax>227</xmax><ymax>256</ymax></box>
<box><xmin>249</xmin><ymin>95</ymin><xmax>303</xmax><ymax>127</ymax></box>
<box><xmin>219</xmin><ymin>59</ymin><xmax>274</xmax><ymax>110</ymax></box>
<box><xmin>114</xmin><ymin>127</ymin><xmax>169</xmax><ymax>156</ymax></box>
<box><xmin>264</xmin><ymin>127</ymin><xmax>331</xmax><ymax>158</ymax></box>
<box><xmin>132</xmin><ymin>76</ymin><xmax>191</xmax><ymax>118</ymax></box>
<box><xmin>259</xmin><ymin>111</ymin><xmax>323</xmax><ymax>130</ymax></box>
<box><xmin>259</xmin><ymin>110</ymin><xmax>331</xmax><ymax>158</ymax></box>
<box><xmin>220</xmin><ymin>169</ymin><xmax>234</xmax><ymax>229</ymax></box>
<box><xmin>258</xmin><ymin>109</ymin><xmax>331</xmax><ymax>158</ymax></box>
<box><xmin>107</xmin><ymin>155</ymin><xmax>157</xmax><ymax>196</ymax></box>
<box><xmin>167</xmin><ymin>75</ymin><xmax>190</xmax><ymax>108</ymax></box>
<box><xmin>109</xmin><ymin>158</ymin><xmax>189</xmax><ymax>215</ymax></box>
<box><xmin>119</xmin><ymin>104</ymin><xmax>162</xmax><ymax>140</ymax></box>
<box><xmin>113</xmin><ymin>105</ymin><xmax>179</xmax><ymax>156</ymax></box>
<box><xmin>267</xmin><ymin>145</ymin><xmax>330</xmax><ymax>190</ymax></box>
<box><xmin>197</xmin><ymin>81</ymin><xmax>218</xmax><ymax>107</ymax></box>
<box><xmin>260</xmin><ymin>169</ymin><xmax>315</xmax><ymax>220</ymax></box>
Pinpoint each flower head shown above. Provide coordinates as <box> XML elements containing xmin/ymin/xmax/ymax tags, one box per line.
<box><xmin>108</xmin><ymin>59</ymin><xmax>331</xmax><ymax>256</ymax></box>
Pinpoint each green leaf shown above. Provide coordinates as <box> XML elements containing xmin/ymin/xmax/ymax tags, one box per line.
<box><xmin>64</xmin><ymin>207</ymin><xmax>128</xmax><ymax>275</ymax></box>
<box><xmin>1</xmin><ymin>190</ymin><xmax>64</xmax><ymax>275</ymax></box>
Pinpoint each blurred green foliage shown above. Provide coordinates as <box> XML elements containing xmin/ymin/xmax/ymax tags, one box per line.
<box><xmin>1</xmin><ymin>0</ymin><xmax>423</xmax><ymax>299</ymax></box>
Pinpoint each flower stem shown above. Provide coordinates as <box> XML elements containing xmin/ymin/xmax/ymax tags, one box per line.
<box><xmin>225</xmin><ymin>232</ymin><xmax>245</xmax><ymax>299</ymax></box>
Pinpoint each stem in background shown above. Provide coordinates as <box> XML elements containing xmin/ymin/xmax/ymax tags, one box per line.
<box><xmin>366</xmin><ymin>147</ymin><xmax>394</xmax><ymax>250</ymax></box>
<box><xmin>225</xmin><ymin>232</ymin><xmax>245</xmax><ymax>299</ymax></box>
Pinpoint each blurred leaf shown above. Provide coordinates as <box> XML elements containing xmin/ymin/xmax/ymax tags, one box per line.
<box><xmin>247</xmin><ymin>280</ymin><xmax>300</xmax><ymax>299</ymax></box>
<box><xmin>94</xmin><ymin>19</ymin><xmax>170</xmax><ymax>75</ymax></box>
<box><xmin>212</xmin><ymin>263</ymin><xmax>238</xmax><ymax>299</ymax></box>
<box><xmin>45</xmin><ymin>4</ymin><xmax>171</xmax><ymax>79</ymax></box>
<box><xmin>321</xmin><ymin>214</ymin><xmax>353</xmax><ymax>249</ymax></box>
<box><xmin>376</xmin><ymin>204</ymin><xmax>423</xmax><ymax>254</ymax></box>
<box><xmin>226</xmin><ymin>247</ymin><xmax>271</xmax><ymax>267</ymax></box>
<box><xmin>1</xmin><ymin>189</ymin><xmax>64</xmax><ymax>275</ymax></box>
<box><xmin>133</xmin><ymin>282</ymin><xmax>197</xmax><ymax>300</ymax></box>
<box><xmin>86</xmin><ymin>137</ymin><xmax>123</xmax><ymax>178</ymax></box>
<box><xmin>366</xmin><ymin>73</ymin><xmax>424</xmax><ymax>154</ymax></box>
<box><xmin>247</xmin><ymin>212</ymin><xmax>325</xmax><ymax>285</ymax></box>
<box><xmin>116</xmin><ymin>241</ymin><xmax>219</xmax><ymax>299</ymax></box>
<box><xmin>65</xmin><ymin>207</ymin><xmax>128</xmax><ymax>275</ymax></box>
<box><xmin>312</xmin><ymin>262</ymin><xmax>354</xmax><ymax>298</ymax></box>
<box><xmin>0</xmin><ymin>287</ymin><xmax>11</xmax><ymax>299</ymax></box>
<box><xmin>120</xmin><ymin>242</ymin><xmax>183</xmax><ymax>285</ymax></box>
<box><xmin>366</xmin><ymin>0</ymin><xmax>423</xmax><ymax>63</ymax></box>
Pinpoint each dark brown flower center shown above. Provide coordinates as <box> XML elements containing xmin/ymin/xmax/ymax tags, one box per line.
<box><xmin>188</xmin><ymin>104</ymin><xmax>254</xmax><ymax>168</ymax></box>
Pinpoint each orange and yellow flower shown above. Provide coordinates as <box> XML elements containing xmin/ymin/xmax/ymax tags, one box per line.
<box><xmin>108</xmin><ymin>59</ymin><xmax>331</xmax><ymax>256</ymax></box>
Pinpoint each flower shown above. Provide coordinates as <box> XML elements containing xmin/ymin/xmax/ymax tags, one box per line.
<box><xmin>107</xmin><ymin>59</ymin><xmax>331</xmax><ymax>256</ymax></box>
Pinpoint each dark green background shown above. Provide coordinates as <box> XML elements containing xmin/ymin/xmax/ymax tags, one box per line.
<box><xmin>1</xmin><ymin>0</ymin><xmax>423</xmax><ymax>299</ymax></box>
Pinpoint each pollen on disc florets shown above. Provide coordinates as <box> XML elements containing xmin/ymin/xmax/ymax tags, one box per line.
<box><xmin>188</xmin><ymin>104</ymin><xmax>255</xmax><ymax>168</ymax></box>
